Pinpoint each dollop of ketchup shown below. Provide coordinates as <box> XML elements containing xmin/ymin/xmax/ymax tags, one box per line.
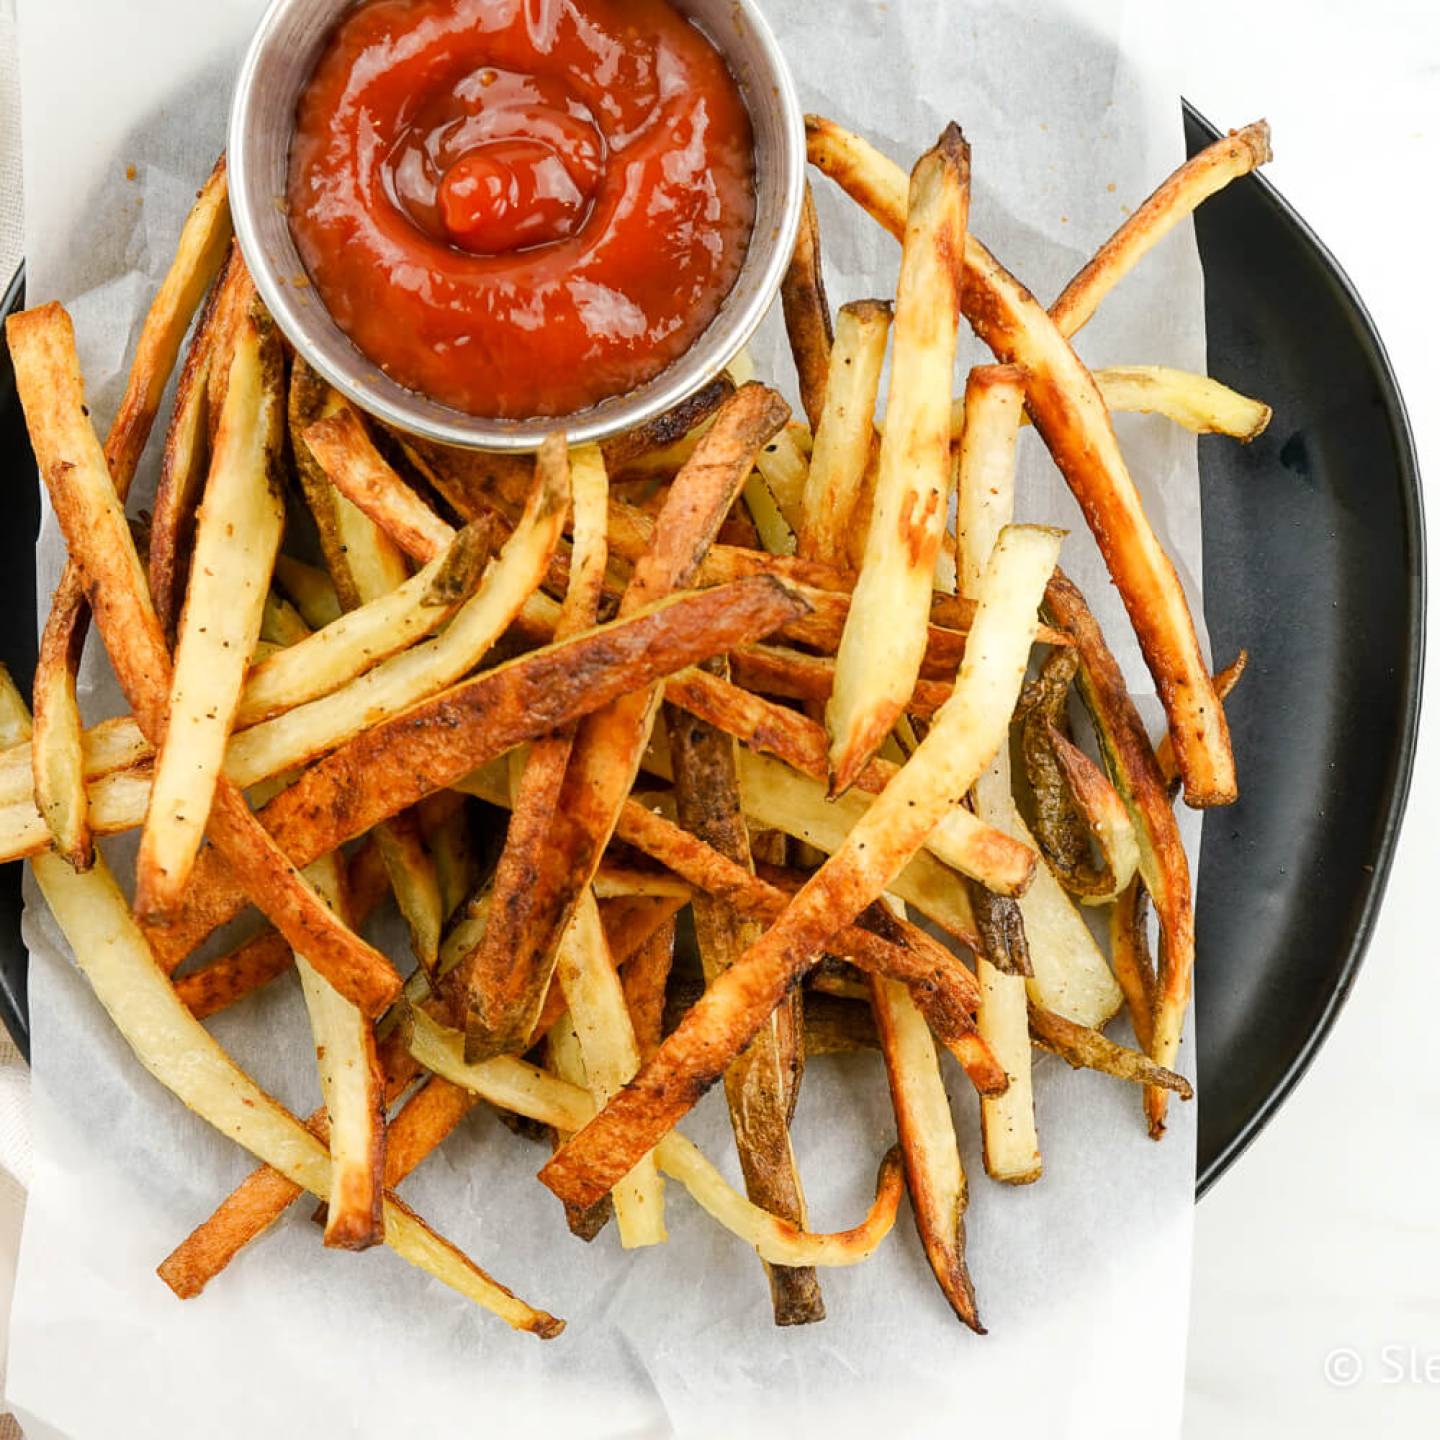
<box><xmin>288</xmin><ymin>0</ymin><xmax>757</xmax><ymax>420</ymax></box>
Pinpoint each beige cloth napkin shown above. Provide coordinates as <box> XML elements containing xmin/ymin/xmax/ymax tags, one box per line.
<box><xmin>0</xmin><ymin>0</ymin><xmax>32</xmax><ymax>1433</ymax></box>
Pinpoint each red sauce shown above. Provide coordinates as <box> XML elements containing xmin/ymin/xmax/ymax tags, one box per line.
<box><xmin>288</xmin><ymin>0</ymin><xmax>756</xmax><ymax>419</ymax></box>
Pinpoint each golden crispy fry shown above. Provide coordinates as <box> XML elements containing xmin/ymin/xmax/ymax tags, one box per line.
<box><xmin>1050</xmin><ymin>121</ymin><xmax>1272</xmax><ymax>336</ymax></box>
<box><xmin>8</xmin><ymin>301</ymin><xmax>402</xmax><ymax>1016</ymax></box>
<box><xmin>236</xmin><ymin>519</ymin><xmax>492</xmax><ymax>728</ymax></box>
<box><xmin>670</xmin><ymin>687</ymin><xmax>823</xmax><ymax>1326</ymax></box>
<box><xmin>456</xmin><ymin>441</ymin><xmax>609</xmax><ymax>1058</ymax></box>
<box><xmin>149</xmin><ymin>243</ymin><xmax>248</xmax><ymax>643</ymax></box>
<box><xmin>1044</xmin><ymin>569</ymin><xmax>1194</xmax><ymax>1138</ymax></box>
<box><xmin>545</xmin><ymin>1015</ymin><xmax>616</xmax><ymax>1241</ymax></box>
<box><xmin>1048</xmin><ymin>366</ymin><xmax>1273</xmax><ymax>441</ymax></box>
<box><xmin>870</xmin><ymin>967</ymin><xmax>982</xmax><ymax>1331</ymax></box>
<box><xmin>135</xmin><ymin>309</ymin><xmax>285</xmax><ymax>920</ymax></box>
<box><xmin>599</xmin><ymin>375</ymin><xmax>736</xmax><ymax>473</ymax></box>
<box><xmin>372</xmin><ymin>807</ymin><xmax>445</xmax><ymax>974</ymax></box>
<box><xmin>799</xmin><ymin>300</ymin><xmax>891</xmax><ymax>569</ymax></box>
<box><xmin>470</xmin><ymin>385</ymin><xmax>789</xmax><ymax>1063</ymax></box>
<box><xmin>619</xmin><ymin>915</ymin><xmax>675</xmax><ymax>1064</ymax></box>
<box><xmin>222</xmin><ymin>455</ymin><xmax>566</xmax><ymax>787</ymax></box>
<box><xmin>0</xmin><ymin>713</ymin><xmax>148</xmax><ymax>807</ymax></box>
<box><xmin>1108</xmin><ymin>878</ymin><xmax>1156</xmax><ymax>1053</ymax></box>
<box><xmin>34</xmin><ymin>848</ymin><xmax>560</xmax><ymax>1335</ymax></box>
<box><xmin>294</xmin><ymin>854</ymin><xmax>386</xmax><ymax>1250</ymax></box>
<box><xmin>408</xmin><ymin>1009</ymin><xmax>905</xmax><ymax>1268</ymax></box>
<box><xmin>781</xmin><ymin>183</ymin><xmax>834</xmax><ymax>431</ymax></box>
<box><xmin>1155</xmin><ymin>650</ymin><xmax>1249</xmax><ymax>792</ymax></box>
<box><xmin>827</xmin><ymin>126</ymin><xmax>969</xmax><ymax>794</ymax></box>
<box><xmin>132</xmin><ymin>578</ymin><xmax>807</xmax><ymax>967</ymax></box>
<box><xmin>806</xmin><ymin>115</ymin><xmax>1236</xmax><ymax>807</ymax></box>
<box><xmin>730</xmin><ymin>644</ymin><xmax>956</xmax><ymax>719</ymax></box>
<box><xmin>541</xmin><ymin>525</ymin><xmax>1061</xmax><ymax>1211</ymax></box>
<box><xmin>24</xmin><ymin>158</ymin><xmax>232</xmax><ymax>869</ymax></box>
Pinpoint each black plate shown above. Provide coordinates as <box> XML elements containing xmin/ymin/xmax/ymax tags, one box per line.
<box><xmin>0</xmin><ymin>107</ymin><xmax>1423</xmax><ymax>1198</ymax></box>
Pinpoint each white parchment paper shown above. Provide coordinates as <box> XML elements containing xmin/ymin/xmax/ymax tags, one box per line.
<box><xmin>9</xmin><ymin>2</ymin><xmax>1208</xmax><ymax>1436</ymax></box>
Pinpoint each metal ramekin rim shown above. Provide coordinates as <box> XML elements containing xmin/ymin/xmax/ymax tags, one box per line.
<box><xmin>227</xmin><ymin>0</ymin><xmax>805</xmax><ymax>452</ymax></box>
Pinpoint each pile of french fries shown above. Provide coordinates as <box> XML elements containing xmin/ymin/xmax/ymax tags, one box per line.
<box><xmin>2</xmin><ymin>111</ymin><xmax>1272</xmax><ymax>1337</ymax></box>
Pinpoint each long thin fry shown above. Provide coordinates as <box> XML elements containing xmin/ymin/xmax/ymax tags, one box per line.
<box><xmin>409</xmin><ymin>1009</ymin><xmax>904</xmax><ymax>1268</ymax></box>
<box><xmin>30</xmin><ymin>847</ymin><xmax>560</xmax><ymax>1336</ymax></box>
<box><xmin>798</xmin><ymin>299</ymin><xmax>891</xmax><ymax>568</ymax></box>
<box><xmin>8</xmin><ymin>302</ymin><xmax>402</xmax><ymax>1016</ymax></box>
<box><xmin>135</xmin><ymin>308</ymin><xmax>285</xmax><ymax>919</ymax></box>
<box><xmin>541</xmin><ymin>525</ymin><xmax>1062</xmax><ymax>1210</ymax></box>
<box><xmin>25</xmin><ymin>157</ymin><xmax>231</xmax><ymax>868</ymax></box>
<box><xmin>455</xmin><ymin>442</ymin><xmax>609</xmax><ymax>1058</ymax></box>
<box><xmin>806</xmin><ymin>115</ymin><xmax>1238</xmax><ymax>807</ymax></box>
<box><xmin>827</xmin><ymin>125</ymin><xmax>969</xmax><ymax>794</ymax></box>
<box><xmin>670</xmin><ymin>685</ymin><xmax>822</xmax><ymax>1326</ymax></box>
<box><xmin>293</xmin><ymin>854</ymin><xmax>386</xmax><ymax>1250</ymax></box>
<box><xmin>780</xmin><ymin>183</ymin><xmax>833</xmax><ymax>431</ymax></box>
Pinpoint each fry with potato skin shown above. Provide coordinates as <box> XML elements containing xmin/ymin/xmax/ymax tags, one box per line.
<box><xmin>135</xmin><ymin>308</ymin><xmax>286</xmax><ymax>920</ymax></box>
<box><xmin>1044</xmin><ymin>569</ymin><xmax>1194</xmax><ymax>1138</ymax></box>
<box><xmin>871</xmin><ymin>967</ymin><xmax>983</xmax><ymax>1331</ymax></box>
<box><xmin>827</xmin><ymin>126</ymin><xmax>970</xmax><ymax>794</ymax></box>
<box><xmin>456</xmin><ymin>441</ymin><xmax>609</xmax><ymax>1059</ymax></box>
<box><xmin>541</xmin><ymin>525</ymin><xmax>1061</xmax><ymax>1211</ymax></box>
<box><xmin>8</xmin><ymin>301</ymin><xmax>402</xmax><ymax>1016</ymax></box>
<box><xmin>806</xmin><ymin>114</ymin><xmax>1236</xmax><ymax>808</ymax></box>
<box><xmin>25</xmin><ymin>157</ymin><xmax>232</xmax><ymax>869</ymax></box>
<box><xmin>619</xmin><ymin>915</ymin><xmax>676</xmax><ymax>1065</ymax></box>
<box><xmin>781</xmin><ymin>182</ymin><xmax>834</xmax><ymax>431</ymax></box>
<box><xmin>670</xmin><ymin>687</ymin><xmax>823</xmax><ymax>1326</ymax></box>
<box><xmin>135</xmin><ymin>577</ymin><xmax>809</xmax><ymax>968</ymax></box>
<box><xmin>473</xmin><ymin>384</ymin><xmax>789</xmax><ymax>1059</ymax></box>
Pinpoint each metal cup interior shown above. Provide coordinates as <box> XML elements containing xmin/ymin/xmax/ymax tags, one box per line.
<box><xmin>228</xmin><ymin>0</ymin><xmax>805</xmax><ymax>451</ymax></box>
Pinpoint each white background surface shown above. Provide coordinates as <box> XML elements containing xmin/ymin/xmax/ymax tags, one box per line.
<box><xmin>0</xmin><ymin>1</ymin><xmax>1437</xmax><ymax>1436</ymax></box>
<box><xmin>1177</xmin><ymin>3</ymin><xmax>1440</xmax><ymax>1435</ymax></box>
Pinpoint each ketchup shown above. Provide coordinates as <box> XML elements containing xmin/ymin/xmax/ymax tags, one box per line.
<box><xmin>288</xmin><ymin>0</ymin><xmax>757</xmax><ymax>420</ymax></box>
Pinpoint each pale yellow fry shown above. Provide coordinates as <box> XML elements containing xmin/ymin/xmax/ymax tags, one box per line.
<box><xmin>408</xmin><ymin>1008</ymin><xmax>900</xmax><ymax>1268</ymax></box>
<box><xmin>135</xmin><ymin>314</ymin><xmax>285</xmax><ymax>918</ymax></box>
<box><xmin>754</xmin><ymin>421</ymin><xmax>812</xmax><ymax>530</ymax></box>
<box><xmin>294</xmin><ymin>853</ymin><xmax>385</xmax><ymax>1249</ymax></box>
<box><xmin>553</xmin><ymin>890</ymin><xmax>667</xmax><ymax>1247</ymax></box>
<box><xmin>0</xmin><ymin>715</ymin><xmax>148</xmax><ymax>807</ymax></box>
<box><xmin>31</xmin><ymin>850</ymin><xmax>560</xmax><ymax>1335</ymax></box>
<box><xmin>273</xmin><ymin>555</ymin><xmax>342</xmax><ymax>629</ymax></box>
<box><xmin>222</xmin><ymin>463</ymin><xmax>566</xmax><ymax>787</ymax></box>
<box><xmin>800</xmin><ymin>299</ymin><xmax>892</xmax><ymax>568</ymax></box>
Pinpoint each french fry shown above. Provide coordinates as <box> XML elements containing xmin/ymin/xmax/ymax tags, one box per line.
<box><xmin>669</xmin><ymin>685</ymin><xmax>823</xmax><ymax>1326</ymax></box>
<box><xmin>8</xmin><ymin>301</ymin><xmax>403</xmax><ymax>1016</ymax></box>
<box><xmin>826</xmin><ymin>125</ymin><xmax>969</xmax><ymax>794</ymax></box>
<box><xmin>24</xmin><ymin>157</ymin><xmax>232</xmax><ymax>869</ymax></box>
<box><xmin>236</xmin><ymin>519</ymin><xmax>492</xmax><ymax>728</ymax></box>
<box><xmin>806</xmin><ymin>115</ymin><xmax>1237</xmax><ymax>807</ymax></box>
<box><xmin>1044</xmin><ymin>570</ymin><xmax>1195</xmax><ymax>1138</ymax></box>
<box><xmin>545</xmin><ymin>1015</ymin><xmax>616</xmax><ymax>1241</ymax></box>
<box><xmin>1108</xmin><ymin>879</ymin><xmax>1156</xmax><ymax>1053</ymax></box>
<box><xmin>417</xmin><ymin>791</ymin><xmax>477</xmax><ymax>921</ymax></box>
<box><xmin>149</xmin><ymin>244</ymin><xmax>247</xmax><ymax>642</ymax></box>
<box><xmin>661</xmin><ymin>664</ymin><xmax>1036</xmax><ymax>896</ymax></box>
<box><xmin>753</xmin><ymin>421</ymin><xmax>812</xmax><ymax>532</ymax></box>
<box><xmin>409</xmin><ymin>1008</ymin><xmax>905</xmax><ymax>1268</ymax></box>
<box><xmin>799</xmin><ymin>300</ymin><xmax>891</xmax><ymax>569</ymax></box>
<box><xmin>293</xmin><ymin>853</ymin><xmax>386</xmax><ymax>1250</ymax></box>
<box><xmin>1155</xmin><ymin>650</ymin><xmax>1249</xmax><ymax>793</ymax></box>
<box><xmin>135</xmin><ymin>308</ymin><xmax>286</xmax><ymax>920</ymax></box>
<box><xmin>29</xmin><ymin>842</ymin><xmax>560</xmax><ymax>1334</ymax></box>
<box><xmin>731</xmin><ymin>643</ymin><xmax>955</xmax><ymax>719</ymax></box>
<box><xmin>464</xmin><ymin>384</ymin><xmax>788</xmax><ymax>1061</ymax></box>
<box><xmin>870</xmin><ymin>964</ymin><xmax>982</xmax><ymax>1331</ymax></box>
<box><xmin>0</xmin><ymin>713</ymin><xmax>148</xmax><ymax>807</ymax></box>
<box><xmin>221</xmin><ymin>453</ymin><xmax>567</xmax><ymax>787</ymax></box>
<box><xmin>780</xmin><ymin>183</ymin><xmax>833</xmax><ymax>431</ymax></box>
<box><xmin>1050</xmin><ymin>121</ymin><xmax>1273</xmax><ymax>337</ymax></box>
<box><xmin>455</xmin><ymin>441</ymin><xmax>609</xmax><ymax>1058</ymax></box>
<box><xmin>130</xmin><ymin>577</ymin><xmax>808</xmax><ymax>966</ymax></box>
<box><xmin>372</xmin><ymin>807</ymin><xmax>445</xmax><ymax>974</ymax></box>
<box><xmin>260</xmin><ymin>589</ymin><xmax>311</xmax><ymax>647</ymax></box>
<box><xmin>541</xmin><ymin>525</ymin><xmax>1062</xmax><ymax>1211</ymax></box>
<box><xmin>1028</xmin><ymin>1004</ymin><xmax>1191</xmax><ymax>1098</ymax></box>
<box><xmin>1041</xmin><ymin>366</ymin><xmax>1273</xmax><ymax>441</ymax></box>
<box><xmin>553</xmin><ymin>890</ymin><xmax>667</xmax><ymax>1247</ymax></box>
<box><xmin>619</xmin><ymin>915</ymin><xmax>675</xmax><ymax>1064</ymax></box>
<box><xmin>598</xmin><ymin>375</ymin><xmax>737</xmax><ymax>473</ymax></box>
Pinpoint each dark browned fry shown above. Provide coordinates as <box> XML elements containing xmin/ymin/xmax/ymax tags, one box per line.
<box><xmin>145</xmin><ymin>576</ymin><xmax>807</xmax><ymax>968</ymax></box>
<box><xmin>620</xmin><ymin>916</ymin><xmax>677</xmax><ymax>1064</ymax></box>
<box><xmin>600</xmin><ymin>375</ymin><xmax>736</xmax><ymax>472</ymax></box>
<box><xmin>670</xmin><ymin>681</ymin><xmax>824</xmax><ymax>1326</ymax></box>
<box><xmin>781</xmin><ymin>182</ymin><xmax>834</xmax><ymax>431</ymax></box>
